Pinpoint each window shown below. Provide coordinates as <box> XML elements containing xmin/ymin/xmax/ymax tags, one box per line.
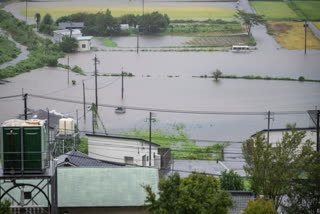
<box><xmin>82</xmin><ymin>44</ymin><xmax>86</xmax><ymax>48</ymax></box>
<box><xmin>124</xmin><ymin>156</ymin><xmax>134</xmax><ymax>165</ymax></box>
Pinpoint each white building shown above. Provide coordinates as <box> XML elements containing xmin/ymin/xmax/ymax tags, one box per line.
<box><xmin>87</xmin><ymin>134</ymin><xmax>161</xmax><ymax>168</ymax></box>
<box><xmin>76</xmin><ymin>36</ymin><xmax>93</xmax><ymax>51</ymax></box>
<box><xmin>53</xmin><ymin>29</ymin><xmax>82</xmax><ymax>42</ymax></box>
<box><xmin>251</xmin><ymin>128</ymin><xmax>317</xmax><ymax>150</ymax></box>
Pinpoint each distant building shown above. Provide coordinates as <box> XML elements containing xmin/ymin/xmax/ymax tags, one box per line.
<box><xmin>251</xmin><ymin>127</ymin><xmax>317</xmax><ymax>150</ymax></box>
<box><xmin>76</xmin><ymin>36</ymin><xmax>93</xmax><ymax>51</ymax></box>
<box><xmin>53</xmin><ymin>29</ymin><xmax>82</xmax><ymax>42</ymax></box>
<box><xmin>87</xmin><ymin>134</ymin><xmax>162</xmax><ymax>168</ymax></box>
<box><xmin>120</xmin><ymin>24</ymin><xmax>129</xmax><ymax>31</ymax></box>
<box><xmin>58</xmin><ymin>22</ymin><xmax>84</xmax><ymax>30</ymax></box>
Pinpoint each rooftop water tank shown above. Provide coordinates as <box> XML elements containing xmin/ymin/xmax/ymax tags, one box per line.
<box><xmin>59</xmin><ymin>118</ymin><xmax>74</xmax><ymax>135</ymax></box>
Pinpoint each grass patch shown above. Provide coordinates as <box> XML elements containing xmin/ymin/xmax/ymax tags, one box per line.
<box><xmin>103</xmin><ymin>37</ymin><xmax>117</xmax><ymax>47</ymax></box>
<box><xmin>294</xmin><ymin>1</ymin><xmax>320</xmax><ymax>20</ymax></box>
<box><xmin>251</xmin><ymin>1</ymin><xmax>301</xmax><ymax>21</ymax></box>
<box><xmin>267</xmin><ymin>21</ymin><xmax>320</xmax><ymax>50</ymax></box>
<box><xmin>167</xmin><ymin>24</ymin><xmax>244</xmax><ymax>34</ymax></box>
<box><xmin>313</xmin><ymin>22</ymin><xmax>320</xmax><ymax>31</ymax></box>
<box><xmin>195</xmin><ymin>74</ymin><xmax>320</xmax><ymax>82</ymax></box>
<box><xmin>122</xmin><ymin>124</ymin><xmax>228</xmax><ymax>160</ymax></box>
<box><xmin>20</xmin><ymin>6</ymin><xmax>236</xmax><ymax>20</ymax></box>
<box><xmin>0</xmin><ymin>35</ymin><xmax>21</xmax><ymax>65</ymax></box>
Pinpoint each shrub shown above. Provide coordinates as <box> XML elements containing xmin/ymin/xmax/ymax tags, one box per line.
<box><xmin>220</xmin><ymin>169</ymin><xmax>245</xmax><ymax>191</ymax></box>
<box><xmin>47</xmin><ymin>56</ymin><xmax>58</xmax><ymax>67</ymax></box>
<box><xmin>298</xmin><ymin>76</ymin><xmax>305</xmax><ymax>81</ymax></box>
<box><xmin>242</xmin><ymin>197</ymin><xmax>277</xmax><ymax>214</ymax></box>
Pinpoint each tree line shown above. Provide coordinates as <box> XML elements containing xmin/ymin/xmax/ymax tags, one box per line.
<box><xmin>55</xmin><ymin>9</ymin><xmax>170</xmax><ymax>36</ymax></box>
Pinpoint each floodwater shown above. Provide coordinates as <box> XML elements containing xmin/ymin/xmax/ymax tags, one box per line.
<box><xmin>1</xmin><ymin>23</ymin><xmax>320</xmax><ymax>142</ymax></box>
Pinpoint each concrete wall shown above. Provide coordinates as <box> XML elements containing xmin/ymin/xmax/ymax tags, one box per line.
<box><xmin>88</xmin><ymin>136</ymin><xmax>159</xmax><ymax>167</ymax></box>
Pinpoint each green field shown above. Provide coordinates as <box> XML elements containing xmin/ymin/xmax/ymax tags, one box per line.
<box><xmin>251</xmin><ymin>1</ymin><xmax>301</xmax><ymax>20</ymax></box>
<box><xmin>294</xmin><ymin>1</ymin><xmax>320</xmax><ymax>20</ymax></box>
<box><xmin>20</xmin><ymin>6</ymin><xmax>236</xmax><ymax>20</ymax></box>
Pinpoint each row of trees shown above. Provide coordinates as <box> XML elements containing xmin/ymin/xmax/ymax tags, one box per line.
<box><xmin>55</xmin><ymin>10</ymin><xmax>170</xmax><ymax>36</ymax></box>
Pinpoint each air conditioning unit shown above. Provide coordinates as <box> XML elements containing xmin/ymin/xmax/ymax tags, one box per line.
<box><xmin>59</xmin><ymin>118</ymin><xmax>74</xmax><ymax>135</ymax></box>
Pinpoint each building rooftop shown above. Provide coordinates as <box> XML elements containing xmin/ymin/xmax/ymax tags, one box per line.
<box><xmin>76</xmin><ymin>36</ymin><xmax>93</xmax><ymax>41</ymax></box>
<box><xmin>86</xmin><ymin>134</ymin><xmax>161</xmax><ymax>147</ymax></box>
<box><xmin>58</xmin><ymin>22</ymin><xmax>84</xmax><ymax>30</ymax></box>
<box><xmin>57</xmin><ymin>149</ymin><xmax>124</xmax><ymax>167</ymax></box>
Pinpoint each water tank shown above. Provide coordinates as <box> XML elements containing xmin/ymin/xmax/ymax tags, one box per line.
<box><xmin>59</xmin><ymin>118</ymin><xmax>74</xmax><ymax>135</ymax></box>
<box><xmin>1</xmin><ymin>119</ymin><xmax>47</xmax><ymax>174</ymax></box>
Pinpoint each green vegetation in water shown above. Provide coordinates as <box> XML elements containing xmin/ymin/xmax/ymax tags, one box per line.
<box><xmin>102</xmin><ymin>37</ymin><xmax>117</xmax><ymax>47</ymax></box>
<box><xmin>0</xmin><ymin>35</ymin><xmax>21</xmax><ymax>65</ymax></box>
<box><xmin>0</xmin><ymin>10</ymin><xmax>64</xmax><ymax>80</ymax></box>
<box><xmin>166</xmin><ymin>23</ymin><xmax>244</xmax><ymax>34</ymax></box>
<box><xmin>194</xmin><ymin>74</ymin><xmax>320</xmax><ymax>83</ymax></box>
<box><xmin>57</xmin><ymin>64</ymin><xmax>86</xmax><ymax>76</ymax></box>
<box><xmin>102</xmin><ymin>72</ymin><xmax>134</xmax><ymax>77</ymax></box>
<box><xmin>121</xmin><ymin>123</ymin><xmax>228</xmax><ymax>160</ymax></box>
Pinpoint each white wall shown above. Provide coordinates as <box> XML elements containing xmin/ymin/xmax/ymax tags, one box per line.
<box><xmin>261</xmin><ymin>129</ymin><xmax>317</xmax><ymax>150</ymax></box>
<box><xmin>88</xmin><ymin>136</ymin><xmax>160</xmax><ymax>167</ymax></box>
<box><xmin>77</xmin><ymin>40</ymin><xmax>91</xmax><ymax>51</ymax></box>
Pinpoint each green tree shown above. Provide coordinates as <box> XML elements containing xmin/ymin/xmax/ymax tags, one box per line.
<box><xmin>243</xmin><ymin>197</ymin><xmax>277</xmax><ymax>214</ymax></box>
<box><xmin>143</xmin><ymin>172</ymin><xmax>234</xmax><ymax>214</ymax></box>
<box><xmin>60</xmin><ymin>36</ymin><xmax>78</xmax><ymax>53</ymax></box>
<box><xmin>242</xmin><ymin>129</ymin><xmax>314</xmax><ymax>209</ymax></box>
<box><xmin>78</xmin><ymin>137</ymin><xmax>88</xmax><ymax>154</ymax></box>
<box><xmin>138</xmin><ymin>12</ymin><xmax>170</xmax><ymax>34</ymax></box>
<box><xmin>0</xmin><ymin>199</ymin><xmax>12</xmax><ymax>214</ymax></box>
<box><xmin>213</xmin><ymin>69</ymin><xmax>222</xmax><ymax>81</ymax></box>
<box><xmin>220</xmin><ymin>169</ymin><xmax>244</xmax><ymax>191</ymax></box>
<box><xmin>34</xmin><ymin>13</ymin><xmax>41</xmax><ymax>30</ymax></box>
<box><xmin>283</xmin><ymin>152</ymin><xmax>320</xmax><ymax>214</ymax></box>
<box><xmin>234</xmin><ymin>11</ymin><xmax>265</xmax><ymax>35</ymax></box>
<box><xmin>39</xmin><ymin>14</ymin><xmax>56</xmax><ymax>35</ymax></box>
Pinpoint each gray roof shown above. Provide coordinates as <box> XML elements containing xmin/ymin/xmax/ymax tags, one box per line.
<box><xmin>86</xmin><ymin>134</ymin><xmax>161</xmax><ymax>147</ymax></box>
<box><xmin>57</xmin><ymin>149</ymin><xmax>125</xmax><ymax>167</ymax></box>
<box><xmin>308</xmin><ymin>110</ymin><xmax>319</xmax><ymax>127</ymax></box>
<box><xmin>58</xmin><ymin>22</ymin><xmax>84</xmax><ymax>30</ymax></box>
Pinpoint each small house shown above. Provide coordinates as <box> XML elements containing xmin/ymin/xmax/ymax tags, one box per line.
<box><xmin>87</xmin><ymin>134</ymin><xmax>161</xmax><ymax>168</ymax></box>
<box><xmin>120</xmin><ymin>24</ymin><xmax>129</xmax><ymax>31</ymax></box>
<box><xmin>53</xmin><ymin>29</ymin><xmax>82</xmax><ymax>42</ymax></box>
<box><xmin>76</xmin><ymin>36</ymin><xmax>93</xmax><ymax>51</ymax></box>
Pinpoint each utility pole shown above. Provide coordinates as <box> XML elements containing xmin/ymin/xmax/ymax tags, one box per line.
<box><xmin>148</xmin><ymin>112</ymin><xmax>156</xmax><ymax>166</ymax></box>
<box><xmin>266</xmin><ymin>111</ymin><xmax>274</xmax><ymax>144</ymax></box>
<box><xmin>317</xmin><ymin>110</ymin><xmax>319</xmax><ymax>152</ymax></box>
<box><xmin>121</xmin><ymin>67</ymin><xmax>124</xmax><ymax>100</ymax></box>
<box><xmin>303</xmin><ymin>21</ymin><xmax>308</xmax><ymax>55</ymax></box>
<box><xmin>92</xmin><ymin>104</ymin><xmax>95</xmax><ymax>135</ymax></box>
<box><xmin>76</xmin><ymin>109</ymin><xmax>79</xmax><ymax>127</ymax></box>
<box><xmin>25</xmin><ymin>0</ymin><xmax>28</xmax><ymax>22</ymax></box>
<box><xmin>149</xmin><ymin>112</ymin><xmax>152</xmax><ymax>166</ymax></box>
<box><xmin>94</xmin><ymin>55</ymin><xmax>98</xmax><ymax>111</ymax></box>
<box><xmin>136</xmin><ymin>27</ymin><xmax>139</xmax><ymax>54</ymax></box>
<box><xmin>142</xmin><ymin>0</ymin><xmax>145</xmax><ymax>15</ymax></box>
<box><xmin>67</xmin><ymin>56</ymin><xmax>70</xmax><ymax>85</ymax></box>
<box><xmin>47</xmin><ymin>108</ymin><xmax>50</xmax><ymax>145</ymax></box>
<box><xmin>82</xmin><ymin>80</ymin><xmax>86</xmax><ymax>121</ymax></box>
<box><xmin>23</xmin><ymin>93</ymin><xmax>28</xmax><ymax>120</ymax></box>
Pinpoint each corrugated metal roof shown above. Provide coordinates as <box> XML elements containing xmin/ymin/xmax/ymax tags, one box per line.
<box><xmin>58</xmin><ymin>22</ymin><xmax>84</xmax><ymax>30</ymax></box>
<box><xmin>57</xmin><ymin>149</ymin><xmax>124</xmax><ymax>167</ymax></box>
<box><xmin>58</xmin><ymin>167</ymin><xmax>159</xmax><ymax>207</ymax></box>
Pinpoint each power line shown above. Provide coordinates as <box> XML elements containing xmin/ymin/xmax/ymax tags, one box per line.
<box><xmin>26</xmin><ymin>94</ymin><xmax>308</xmax><ymax>115</ymax></box>
<box><xmin>0</xmin><ymin>94</ymin><xmax>21</xmax><ymax>100</ymax></box>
